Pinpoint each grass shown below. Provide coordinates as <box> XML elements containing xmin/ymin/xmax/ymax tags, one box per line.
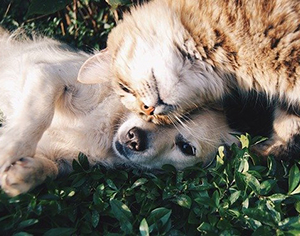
<box><xmin>1</xmin><ymin>0</ymin><xmax>300</xmax><ymax>235</ymax></box>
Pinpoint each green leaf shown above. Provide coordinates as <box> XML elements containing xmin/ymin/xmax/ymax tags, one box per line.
<box><xmin>216</xmin><ymin>146</ymin><xmax>225</xmax><ymax>168</ymax></box>
<box><xmin>174</xmin><ymin>194</ymin><xmax>192</xmax><ymax>209</ymax></box>
<box><xmin>26</xmin><ymin>0</ymin><xmax>72</xmax><ymax>17</ymax></box>
<box><xmin>217</xmin><ymin>218</ymin><xmax>231</xmax><ymax>230</ymax></box>
<box><xmin>229</xmin><ymin>190</ymin><xmax>241</xmax><ymax>205</ymax></box>
<box><xmin>243</xmin><ymin>172</ymin><xmax>261</xmax><ymax>194</ymax></box>
<box><xmin>266</xmin><ymin>156</ymin><xmax>277</xmax><ymax>176</ymax></box>
<box><xmin>44</xmin><ymin>228</ymin><xmax>76</xmax><ymax>236</ymax></box>
<box><xmin>72</xmin><ymin>159</ymin><xmax>82</xmax><ymax>172</ymax></box>
<box><xmin>238</xmin><ymin>158</ymin><xmax>249</xmax><ymax>173</ymax></box>
<box><xmin>78</xmin><ymin>153</ymin><xmax>90</xmax><ymax>171</ymax></box>
<box><xmin>188</xmin><ymin>210</ymin><xmax>199</xmax><ymax>224</ymax></box>
<box><xmin>139</xmin><ymin>218</ymin><xmax>150</xmax><ymax>236</ymax></box>
<box><xmin>92</xmin><ymin>210</ymin><xmax>100</xmax><ymax>228</ymax></box>
<box><xmin>235</xmin><ymin>172</ymin><xmax>246</xmax><ymax>191</ymax></box>
<box><xmin>278</xmin><ymin>216</ymin><xmax>300</xmax><ymax>230</ymax></box>
<box><xmin>268</xmin><ymin>193</ymin><xmax>287</xmax><ymax>203</ymax></box>
<box><xmin>129</xmin><ymin>178</ymin><xmax>148</xmax><ymax>190</ymax></box>
<box><xmin>260</xmin><ymin>179</ymin><xmax>276</xmax><ymax>195</ymax></box>
<box><xmin>283</xmin><ymin>230</ymin><xmax>300</xmax><ymax>235</ymax></box>
<box><xmin>106</xmin><ymin>0</ymin><xmax>131</xmax><ymax>8</ymax></box>
<box><xmin>289</xmin><ymin>165</ymin><xmax>300</xmax><ymax>193</ymax></box>
<box><xmin>252</xmin><ymin>225</ymin><xmax>274</xmax><ymax>236</ymax></box>
<box><xmin>106</xmin><ymin>179</ymin><xmax>118</xmax><ymax>191</ymax></box>
<box><xmin>295</xmin><ymin>201</ymin><xmax>300</xmax><ymax>213</ymax></box>
<box><xmin>110</xmin><ymin>199</ymin><xmax>133</xmax><ymax>234</ymax></box>
<box><xmin>251</xmin><ymin>136</ymin><xmax>268</xmax><ymax>146</ymax></box>
<box><xmin>219</xmin><ymin>145</ymin><xmax>225</xmax><ymax>158</ymax></box>
<box><xmin>242</xmin><ymin>198</ymin><xmax>249</xmax><ymax>209</ymax></box>
<box><xmin>239</xmin><ymin>134</ymin><xmax>250</xmax><ymax>149</ymax></box>
<box><xmin>212</xmin><ymin>191</ymin><xmax>220</xmax><ymax>207</ymax></box>
<box><xmin>147</xmin><ymin>207</ymin><xmax>172</xmax><ymax>233</ymax></box>
<box><xmin>291</xmin><ymin>184</ymin><xmax>300</xmax><ymax>195</ymax></box>
<box><xmin>197</xmin><ymin>222</ymin><xmax>216</xmax><ymax>233</ymax></box>
<box><xmin>13</xmin><ymin>233</ymin><xmax>33</xmax><ymax>236</ymax></box>
<box><xmin>227</xmin><ymin>209</ymin><xmax>240</xmax><ymax>218</ymax></box>
<box><xmin>18</xmin><ymin>219</ymin><xmax>38</xmax><ymax>229</ymax></box>
<box><xmin>195</xmin><ymin>197</ymin><xmax>216</xmax><ymax>208</ymax></box>
<box><xmin>71</xmin><ymin>173</ymin><xmax>86</xmax><ymax>187</ymax></box>
<box><xmin>243</xmin><ymin>208</ymin><xmax>275</xmax><ymax>227</ymax></box>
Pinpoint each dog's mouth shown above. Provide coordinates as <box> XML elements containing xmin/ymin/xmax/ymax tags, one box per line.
<box><xmin>113</xmin><ymin>127</ymin><xmax>149</xmax><ymax>161</ymax></box>
<box><xmin>114</xmin><ymin>141</ymin><xmax>129</xmax><ymax>159</ymax></box>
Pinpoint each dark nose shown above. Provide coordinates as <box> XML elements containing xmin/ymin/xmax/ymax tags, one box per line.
<box><xmin>125</xmin><ymin>127</ymin><xmax>147</xmax><ymax>152</ymax></box>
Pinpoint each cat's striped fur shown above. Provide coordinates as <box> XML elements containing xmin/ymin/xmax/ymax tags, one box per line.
<box><xmin>79</xmin><ymin>0</ymin><xmax>300</xmax><ymax>125</ymax></box>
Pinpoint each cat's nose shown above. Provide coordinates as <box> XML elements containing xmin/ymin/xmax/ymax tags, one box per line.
<box><xmin>125</xmin><ymin>127</ymin><xmax>147</xmax><ymax>152</ymax></box>
<box><xmin>141</xmin><ymin>104</ymin><xmax>155</xmax><ymax>116</ymax></box>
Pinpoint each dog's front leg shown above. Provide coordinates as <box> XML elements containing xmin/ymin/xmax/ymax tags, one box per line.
<box><xmin>0</xmin><ymin>63</ymin><xmax>65</xmax><ymax>182</ymax></box>
<box><xmin>1</xmin><ymin>156</ymin><xmax>58</xmax><ymax>196</ymax></box>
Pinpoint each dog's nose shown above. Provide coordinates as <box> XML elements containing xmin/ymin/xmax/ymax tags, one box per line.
<box><xmin>125</xmin><ymin>127</ymin><xmax>147</xmax><ymax>152</ymax></box>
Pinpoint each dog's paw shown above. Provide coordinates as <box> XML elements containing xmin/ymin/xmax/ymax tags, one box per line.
<box><xmin>1</xmin><ymin>157</ymin><xmax>50</xmax><ymax>196</ymax></box>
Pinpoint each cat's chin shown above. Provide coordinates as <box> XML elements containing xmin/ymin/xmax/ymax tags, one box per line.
<box><xmin>139</xmin><ymin>113</ymin><xmax>173</xmax><ymax>125</ymax></box>
<box><xmin>141</xmin><ymin>107</ymin><xmax>211</xmax><ymax>125</ymax></box>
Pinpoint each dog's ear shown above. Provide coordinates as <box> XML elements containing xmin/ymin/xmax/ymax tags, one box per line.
<box><xmin>78</xmin><ymin>48</ymin><xmax>111</xmax><ymax>84</ymax></box>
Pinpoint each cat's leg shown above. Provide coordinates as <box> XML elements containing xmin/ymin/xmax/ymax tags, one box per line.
<box><xmin>0</xmin><ymin>63</ymin><xmax>65</xmax><ymax>181</ymax></box>
<box><xmin>1</xmin><ymin>156</ymin><xmax>58</xmax><ymax>196</ymax></box>
<box><xmin>251</xmin><ymin>108</ymin><xmax>300</xmax><ymax>160</ymax></box>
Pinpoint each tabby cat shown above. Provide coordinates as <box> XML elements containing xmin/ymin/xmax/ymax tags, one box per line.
<box><xmin>78</xmin><ymin>0</ymin><xmax>300</xmax><ymax>126</ymax></box>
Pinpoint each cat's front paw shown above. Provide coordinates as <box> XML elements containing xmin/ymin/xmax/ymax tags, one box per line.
<box><xmin>251</xmin><ymin>139</ymin><xmax>292</xmax><ymax>161</ymax></box>
<box><xmin>0</xmin><ymin>157</ymin><xmax>57</xmax><ymax>196</ymax></box>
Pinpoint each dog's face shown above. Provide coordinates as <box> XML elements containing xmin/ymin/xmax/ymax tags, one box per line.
<box><xmin>113</xmin><ymin>110</ymin><xmax>235</xmax><ymax>169</ymax></box>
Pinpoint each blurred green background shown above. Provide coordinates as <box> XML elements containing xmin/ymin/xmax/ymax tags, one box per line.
<box><xmin>0</xmin><ymin>0</ymin><xmax>135</xmax><ymax>51</ymax></box>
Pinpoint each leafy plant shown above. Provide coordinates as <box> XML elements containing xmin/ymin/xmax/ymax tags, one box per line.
<box><xmin>0</xmin><ymin>135</ymin><xmax>300</xmax><ymax>235</ymax></box>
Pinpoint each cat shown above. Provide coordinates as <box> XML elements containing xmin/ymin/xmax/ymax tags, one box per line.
<box><xmin>0</xmin><ymin>28</ymin><xmax>239</xmax><ymax>196</ymax></box>
<box><xmin>78</xmin><ymin>0</ymin><xmax>300</xmax><ymax>125</ymax></box>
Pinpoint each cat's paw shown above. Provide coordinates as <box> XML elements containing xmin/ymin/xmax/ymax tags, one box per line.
<box><xmin>251</xmin><ymin>139</ymin><xmax>275</xmax><ymax>157</ymax></box>
<box><xmin>1</xmin><ymin>157</ymin><xmax>52</xmax><ymax>196</ymax></box>
<box><xmin>251</xmin><ymin>139</ymin><xmax>289</xmax><ymax>160</ymax></box>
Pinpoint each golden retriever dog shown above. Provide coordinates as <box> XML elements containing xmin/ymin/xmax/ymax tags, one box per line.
<box><xmin>0</xmin><ymin>29</ymin><xmax>237</xmax><ymax>196</ymax></box>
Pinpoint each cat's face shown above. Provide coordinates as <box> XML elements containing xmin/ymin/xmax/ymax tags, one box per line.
<box><xmin>78</xmin><ymin>34</ymin><xmax>225</xmax><ymax>124</ymax></box>
<box><xmin>108</xmin><ymin>26</ymin><xmax>227</xmax><ymax>124</ymax></box>
<box><xmin>78</xmin><ymin>3</ymin><xmax>226</xmax><ymax>124</ymax></box>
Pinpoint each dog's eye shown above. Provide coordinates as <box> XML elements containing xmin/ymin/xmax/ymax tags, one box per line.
<box><xmin>176</xmin><ymin>141</ymin><xmax>196</xmax><ymax>156</ymax></box>
<box><xmin>119</xmin><ymin>83</ymin><xmax>131</xmax><ymax>93</ymax></box>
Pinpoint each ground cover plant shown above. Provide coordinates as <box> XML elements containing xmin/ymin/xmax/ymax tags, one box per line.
<box><xmin>1</xmin><ymin>0</ymin><xmax>300</xmax><ymax>235</ymax></box>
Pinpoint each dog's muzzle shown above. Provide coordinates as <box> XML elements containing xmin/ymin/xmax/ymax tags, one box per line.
<box><xmin>114</xmin><ymin>127</ymin><xmax>148</xmax><ymax>159</ymax></box>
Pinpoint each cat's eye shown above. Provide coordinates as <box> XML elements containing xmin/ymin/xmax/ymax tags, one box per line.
<box><xmin>119</xmin><ymin>83</ymin><xmax>131</xmax><ymax>93</ymax></box>
<box><xmin>176</xmin><ymin>141</ymin><xmax>196</xmax><ymax>156</ymax></box>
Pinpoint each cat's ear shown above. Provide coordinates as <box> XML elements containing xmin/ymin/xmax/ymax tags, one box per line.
<box><xmin>78</xmin><ymin>48</ymin><xmax>111</xmax><ymax>84</ymax></box>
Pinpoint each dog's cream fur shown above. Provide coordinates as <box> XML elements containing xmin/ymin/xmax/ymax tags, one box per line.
<box><xmin>0</xmin><ymin>30</ymin><xmax>237</xmax><ymax>196</ymax></box>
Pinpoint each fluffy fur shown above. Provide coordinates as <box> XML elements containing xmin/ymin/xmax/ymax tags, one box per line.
<box><xmin>0</xmin><ymin>29</ymin><xmax>238</xmax><ymax>196</ymax></box>
<box><xmin>78</xmin><ymin>0</ymin><xmax>300</xmax><ymax>125</ymax></box>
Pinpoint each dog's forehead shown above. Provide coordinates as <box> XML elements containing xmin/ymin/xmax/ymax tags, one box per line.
<box><xmin>174</xmin><ymin>111</ymin><xmax>220</xmax><ymax>139</ymax></box>
<box><xmin>183</xmin><ymin>112</ymin><xmax>215</xmax><ymax>129</ymax></box>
